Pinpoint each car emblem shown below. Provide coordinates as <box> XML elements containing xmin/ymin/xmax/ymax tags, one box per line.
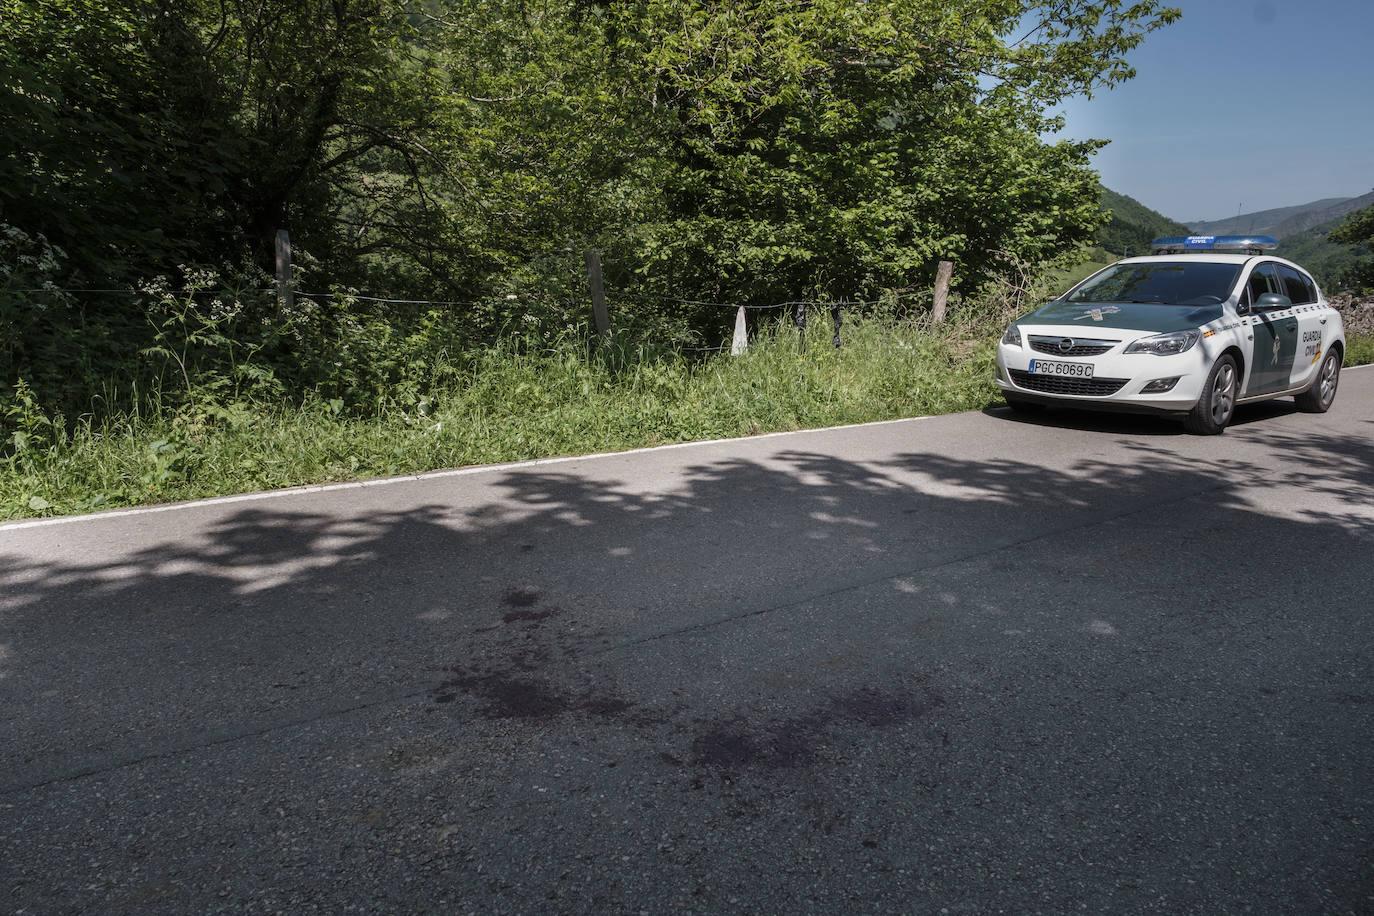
<box><xmin>1058</xmin><ymin>338</ymin><xmax>1075</xmax><ymax>353</ymax></box>
<box><xmin>1074</xmin><ymin>305</ymin><xmax>1120</xmax><ymax>322</ymax></box>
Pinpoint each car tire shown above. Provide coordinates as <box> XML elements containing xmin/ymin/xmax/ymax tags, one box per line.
<box><xmin>1003</xmin><ymin>394</ymin><xmax>1041</xmax><ymax>412</ymax></box>
<box><xmin>1183</xmin><ymin>354</ymin><xmax>1237</xmax><ymax>435</ymax></box>
<box><xmin>1294</xmin><ymin>349</ymin><xmax>1341</xmax><ymax>413</ymax></box>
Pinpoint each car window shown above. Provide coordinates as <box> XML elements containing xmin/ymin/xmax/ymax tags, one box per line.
<box><xmin>1065</xmin><ymin>261</ymin><xmax>1241</xmax><ymax>306</ymax></box>
<box><xmin>1278</xmin><ymin>264</ymin><xmax>1316</xmax><ymax>304</ymax></box>
<box><xmin>1244</xmin><ymin>263</ymin><xmax>1282</xmax><ymax>306</ymax></box>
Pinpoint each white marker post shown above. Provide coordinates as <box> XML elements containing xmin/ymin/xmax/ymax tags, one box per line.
<box><xmin>731</xmin><ymin>305</ymin><xmax>748</xmax><ymax>355</ymax></box>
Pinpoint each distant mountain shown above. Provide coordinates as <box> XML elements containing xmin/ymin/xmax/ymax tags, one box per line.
<box><xmin>1187</xmin><ymin>190</ymin><xmax>1374</xmax><ymax>239</ymax></box>
<box><xmin>1095</xmin><ymin>186</ymin><xmax>1191</xmax><ymax>257</ymax></box>
<box><xmin>1086</xmin><ymin>186</ymin><xmax>1373</xmax><ymax>290</ymax></box>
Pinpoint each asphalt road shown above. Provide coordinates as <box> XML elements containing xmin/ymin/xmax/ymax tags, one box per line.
<box><xmin>3</xmin><ymin>369</ymin><xmax>1372</xmax><ymax>914</ymax></box>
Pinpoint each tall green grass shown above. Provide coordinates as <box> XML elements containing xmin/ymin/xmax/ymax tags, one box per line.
<box><xmin>0</xmin><ymin>315</ymin><xmax>1001</xmax><ymax>520</ymax></box>
<box><xmin>5</xmin><ymin>295</ymin><xmax>1371</xmax><ymax>523</ymax></box>
<box><xmin>1345</xmin><ymin>332</ymin><xmax>1374</xmax><ymax>368</ymax></box>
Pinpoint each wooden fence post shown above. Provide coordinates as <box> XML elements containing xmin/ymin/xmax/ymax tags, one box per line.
<box><xmin>585</xmin><ymin>250</ymin><xmax>610</xmax><ymax>342</ymax></box>
<box><xmin>931</xmin><ymin>259</ymin><xmax>953</xmax><ymax>323</ymax></box>
<box><xmin>275</xmin><ymin>230</ymin><xmax>294</xmax><ymax>311</ymax></box>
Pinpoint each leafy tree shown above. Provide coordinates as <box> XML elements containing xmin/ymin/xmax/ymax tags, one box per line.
<box><xmin>1</xmin><ymin>0</ymin><xmax>212</xmax><ymax>281</ymax></box>
<box><xmin>3</xmin><ymin>0</ymin><xmax>1186</xmax><ymax>420</ymax></box>
<box><xmin>1</xmin><ymin>0</ymin><xmax>460</xmax><ymax>417</ymax></box>
<box><xmin>1327</xmin><ymin>201</ymin><xmax>1374</xmax><ymax>291</ymax></box>
<box><xmin>421</xmin><ymin>0</ymin><xmax>1181</xmax><ymax>330</ymax></box>
<box><xmin>1273</xmin><ymin>219</ymin><xmax>1363</xmax><ymax>292</ymax></box>
<box><xmin>1</xmin><ymin>0</ymin><xmax>448</xmax><ymax>285</ymax></box>
<box><xmin>3</xmin><ymin>0</ymin><xmax>1181</xmax><ymax>303</ymax></box>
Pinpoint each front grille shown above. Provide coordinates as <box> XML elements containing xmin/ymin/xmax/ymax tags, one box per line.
<box><xmin>1008</xmin><ymin>370</ymin><xmax>1128</xmax><ymax>396</ymax></box>
<box><xmin>1027</xmin><ymin>335</ymin><xmax>1118</xmax><ymax>357</ymax></box>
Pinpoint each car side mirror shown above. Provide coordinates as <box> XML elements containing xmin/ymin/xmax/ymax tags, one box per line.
<box><xmin>1255</xmin><ymin>292</ymin><xmax>1292</xmax><ymax>311</ymax></box>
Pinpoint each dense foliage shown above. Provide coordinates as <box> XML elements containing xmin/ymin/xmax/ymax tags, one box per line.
<box><xmin>1273</xmin><ymin>219</ymin><xmax>1367</xmax><ymax>293</ymax></box>
<box><xmin>0</xmin><ymin>312</ymin><xmax>1010</xmax><ymax>519</ymax></box>
<box><xmin>3</xmin><ymin>0</ymin><xmax>1181</xmax><ymax>438</ymax></box>
<box><xmin>1326</xmin><ymin>203</ymin><xmax>1374</xmax><ymax>292</ymax></box>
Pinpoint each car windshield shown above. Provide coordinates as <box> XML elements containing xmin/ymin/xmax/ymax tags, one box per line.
<box><xmin>1066</xmin><ymin>261</ymin><xmax>1241</xmax><ymax>306</ymax></box>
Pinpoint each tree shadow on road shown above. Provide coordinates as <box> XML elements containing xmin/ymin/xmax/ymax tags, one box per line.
<box><xmin>1</xmin><ymin>424</ymin><xmax>1371</xmax><ymax>911</ymax></box>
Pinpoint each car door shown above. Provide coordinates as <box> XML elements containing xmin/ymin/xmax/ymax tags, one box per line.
<box><xmin>1281</xmin><ymin>263</ymin><xmax>1326</xmax><ymax>389</ymax></box>
<box><xmin>1242</xmin><ymin>262</ymin><xmax>1298</xmax><ymax>395</ymax></box>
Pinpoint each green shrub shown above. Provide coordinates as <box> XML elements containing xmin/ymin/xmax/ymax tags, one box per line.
<box><xmin>1345</xmin><ymin>332</ymin><xmax>1374</xmax><ymax>367</ymax></box>
<box><xmin>0</xmin><ymin>309</ymin><xmax>1003</xmax><ymax>520</ymax></box>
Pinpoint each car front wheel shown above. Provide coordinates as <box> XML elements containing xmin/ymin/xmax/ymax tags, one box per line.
<box><xmin>1295</xmin><ymin>349</ymin><xmax>1341</xmax><ymax>413</ymax></box>
<box><xmin>1183</xmin><ymin>354</ymin><xmax>1237</xmax><ymax>435</ymax></box>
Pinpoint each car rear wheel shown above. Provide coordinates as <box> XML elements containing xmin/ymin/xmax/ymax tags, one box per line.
<box><xmin>1183</xmin><ymin>354</ymin><xmax>1237</xmax><ymax>435</ymax></box>
<box><xmin>1295</xmin><ymin>349</ymin><xmax>1340</xmax><ymax>413</ymax></box>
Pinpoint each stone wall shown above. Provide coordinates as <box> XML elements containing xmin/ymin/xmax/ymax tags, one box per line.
<box><xmin>1329</xmin><ymin>293</ymin><xmax>1374</xmax><ymax>336</ymax></box>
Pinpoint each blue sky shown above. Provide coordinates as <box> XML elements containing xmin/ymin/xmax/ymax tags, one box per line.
<box><xmin>1051</xmin><ymin>0</ymin><xmax>1374</xmax><ymax>224</ymax></box>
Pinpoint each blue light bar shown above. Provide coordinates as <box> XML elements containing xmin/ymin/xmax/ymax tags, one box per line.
<box><xmin>1151</xmin><ymin>235</ymin><xmax>1279</xmax><ymax>254</ymax></box>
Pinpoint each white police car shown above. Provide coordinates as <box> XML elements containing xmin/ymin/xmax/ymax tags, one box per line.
<box><xmin>994</xmin><ymin>236</ymin><xmax>1345</xmax><ymax>434</ymax></box>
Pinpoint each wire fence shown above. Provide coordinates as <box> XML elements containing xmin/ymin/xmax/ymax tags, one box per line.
<box><xmin>8</xmin><ymin>286</ymin><xmax>929</xmax><ymax>308</ymax></box>
<box><xmin>6</xmin><ymin>280</ymin><xmax>941</xmax><ymax>354</ymax></box>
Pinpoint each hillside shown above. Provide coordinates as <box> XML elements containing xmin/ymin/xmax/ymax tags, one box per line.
<box><xmin>1272</xmin><ymin>217</ymin><xmax>1356</xmax><ymax>279</ymax></box>
<box><xmin>1187</xmin><ymin>190</ymin><xmax>1374</xmax><ymax>239</ymax></box>
<box><xmin>1095</xmin><ymin>186</ymin><xmax>1191</xmax><ymax>257</ymax></box>
<box><xmin>1078</xmin><ymin>188</ymin><xmax>1372</xmax><ymax>292</ymax></box>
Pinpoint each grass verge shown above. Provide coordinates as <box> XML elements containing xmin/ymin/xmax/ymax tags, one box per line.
<box><xmin>1345</xmin><ymin>330</ymin><xmax>1374</xmax><ymax>368</ymax></box>
<box><xmin>1</xmin><ymin>316</ymin><xmax>999</xmax><ymax>521</ymax></box>
<box><xmin>6</xmin><ymin>323</ymin><xmax>1371</xmax><ymax>524</ymax></box>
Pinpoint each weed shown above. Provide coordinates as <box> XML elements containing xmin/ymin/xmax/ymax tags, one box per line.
<box><xmin>1345</xmin><ymin>332</ymin><xmax>1374</xmax><ymax>368</ymax></box>
<box><xmin>4</xmin><ymin>297</ymin><xmax>1368</xmax><ymax>522</ymax></box>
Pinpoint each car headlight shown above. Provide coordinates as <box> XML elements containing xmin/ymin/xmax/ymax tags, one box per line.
<box><xmin>1124</xmin><ymin>330</ymin><xmax>1200</xmax><ymax>356</ymax></box>
<box><xmin>1001</xmin><ymin>324</ymin><xmax>1021</xmax><ymax>347</ymax></box>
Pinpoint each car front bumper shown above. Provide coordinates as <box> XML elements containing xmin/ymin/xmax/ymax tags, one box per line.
<box><xmin>994</xmin><ymin>328</ymin><xmax>1216</xmax><ymax>414</ymax></box>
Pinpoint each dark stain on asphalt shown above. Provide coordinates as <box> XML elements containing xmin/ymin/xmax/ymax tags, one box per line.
<box><xmin>501</xmin><ymin>587</ymin><xmax>542</xmax><ymax>608</ymax></box>
<box><xmin>690</xmin><ymin>716</ymin><xmax>821</xmax><ymax>771</ymax></box>
<box><xmin>502</xmin><ymin>606</ymin><xmax>559</xmax><ymax>626</ymax></box>
<box><xmin>434</xmin><ymin>669</ymin><xmax>632</xmax><ymax>720</ymax></box>
<box><xmin>693</xmin><ymin>721</ymin><xmax>780</xmax><ymax>770</ymax></box>
<box><xmin>688</xmin><ymin>685</ymin><xmax>943</xmax><ymax>776</ymax></box>
<box><xmin>832</xmin><ymin>686</ymin><xmax>941</xmax><ymax>726</ymax></box>
<box><xmin>434</xmin><ymin>587</ymin><xmax>631</xmax><ymax>716</ymax></box>
<box><xmin>444</xmin><ymin>589</ymin><xmax>948</xmax><ymax>783</ymax></box>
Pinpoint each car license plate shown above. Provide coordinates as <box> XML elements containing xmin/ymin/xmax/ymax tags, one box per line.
<box><xmin>1028</xmin><ymin>359</ymin><xmax>1094</xmax><ymax>379</ymax></box>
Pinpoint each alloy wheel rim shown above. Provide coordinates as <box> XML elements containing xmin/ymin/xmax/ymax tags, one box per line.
<box><xmin>1212</xmin><ymin>364</ymin><xmax>1235</xmax><ymax>423</ymax></box>
<box><xmin>1320</xmin><ymin>356</ymin><xmax>1338</xmax><ymax>406</ymax></box>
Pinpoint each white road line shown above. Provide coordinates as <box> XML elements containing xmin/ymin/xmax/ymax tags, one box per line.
<box><xmin>0</xmin><ymin>415</ymin><xmax>934</xmax><ymax>532</ymax></box>
<box><xmin>8</xmin><ymin>359</ymin><xmax>1371</xmax><ymax>533</ymax></box>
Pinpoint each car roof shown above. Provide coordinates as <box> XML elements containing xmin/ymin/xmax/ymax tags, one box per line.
<box><xmin>1111</xmin><ymin>252</ymin><xmax>1319</xmax><ymax>273</ymax></box>
<box><xmin>1114</xmin><ymin>253</ymin><xmax>1256</xmax><ymax>265</ymax></box>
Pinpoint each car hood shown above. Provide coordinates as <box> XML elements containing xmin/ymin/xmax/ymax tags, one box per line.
<box><xmin>1018</xmin><ymin>300</ymin><xmax>1225</xmax><ymax>333</ymax></box>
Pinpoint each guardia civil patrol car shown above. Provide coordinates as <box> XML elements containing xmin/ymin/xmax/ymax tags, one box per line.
<box><xmin>994</xmin><ymin>236</ymin><xmax>1345</xmax><ymax>434</ymax></box>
